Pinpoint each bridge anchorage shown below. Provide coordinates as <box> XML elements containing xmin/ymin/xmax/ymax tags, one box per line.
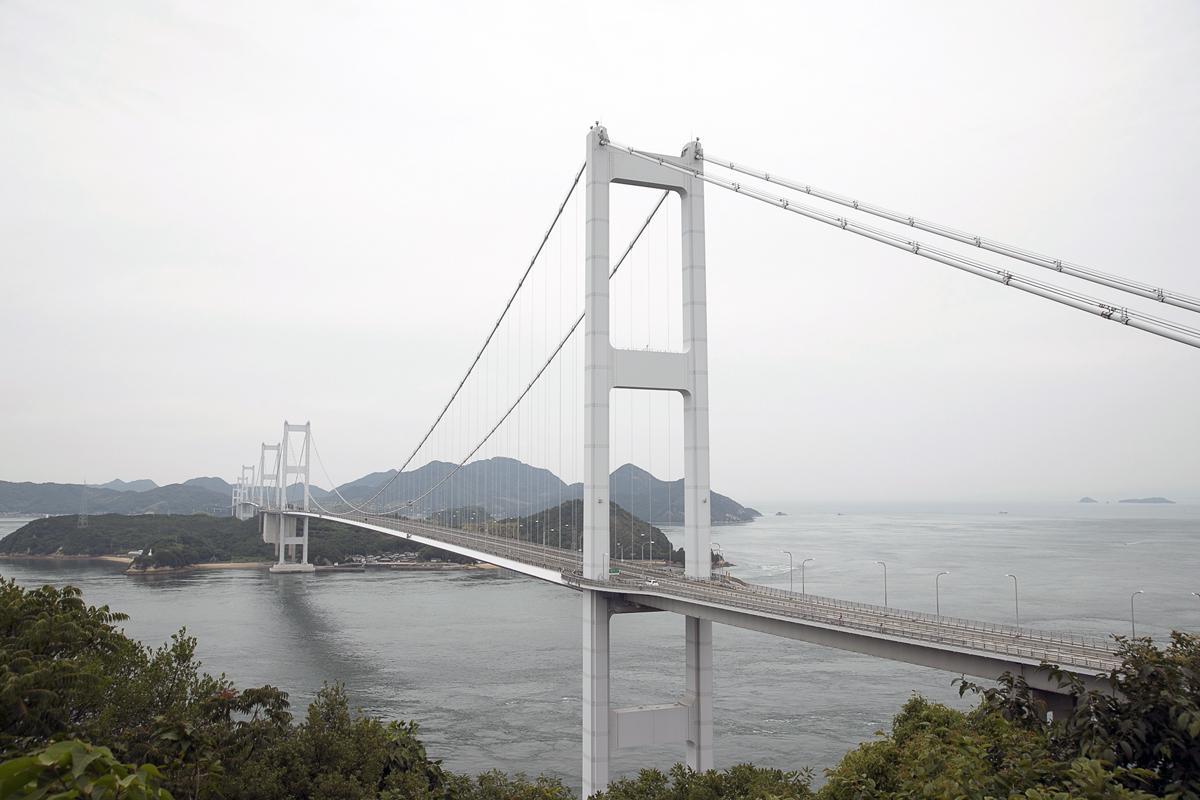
<box><xmin>233</xmin><ymin>122</ymin><xmax>1200</xmax><ymax>796</ymax></box>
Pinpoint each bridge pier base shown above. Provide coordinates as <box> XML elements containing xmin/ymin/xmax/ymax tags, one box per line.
<box><xmin>267</xmin><ymin>514</ymin><xmax>314</xmax><ymax>573</ymax></box>
<box><xmin>1032</xmin><ymin>688</ymin><xmax>1076</xmax><ymax>721</ymax></box>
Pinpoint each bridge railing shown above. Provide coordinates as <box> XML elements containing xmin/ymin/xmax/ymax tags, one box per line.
<box><xmin>684</xmin><ymin>574</ymin><xmax>1116</xmax><ymax>654</ymax></box>
<box><xmin>731</xmin><ymin>579</ymin><xmax>1114</xmax><ymax>651</ymax></box>
<box><xmin>592</xmin><ymin>573</ymin><xmax>1119</xmax><ymax>672</ymax></box>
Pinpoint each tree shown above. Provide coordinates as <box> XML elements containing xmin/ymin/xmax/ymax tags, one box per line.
<box><xmin>0</xmin><ymin>739</ymin><xmax>173</xmax><ymax>800</ymax></box>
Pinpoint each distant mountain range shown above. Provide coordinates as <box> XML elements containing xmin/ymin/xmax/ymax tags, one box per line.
<box><xmin>317</xmin><ymin>458</ymin><xmax>759</xmax><ymax>524</ymax></box>
<box><xmin>0</xmin><ymin>481</ymin><xmax>234</xmax><ymax>516</ymax></box>
<box><xmin>100</xmin><ymin>478</ymin><xmax>158</xmax><ymax>493</ymax></box>
<box><xmin>0</xmin><ymin>459</ymin><xmax>760</xmax><ymax>524</ymax></box>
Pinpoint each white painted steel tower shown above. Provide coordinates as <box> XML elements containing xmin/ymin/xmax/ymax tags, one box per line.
<box><xmin>263</xmin><ymin>421</ymin><xmax>315</xmax><ymax>573</ymax></box>
<box><xmin>582</xmin><ymin>125</ymin><xmax>713</xmax><ymax>796</ymax></box>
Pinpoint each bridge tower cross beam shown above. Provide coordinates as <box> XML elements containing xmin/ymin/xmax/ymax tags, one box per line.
<box><xmin>583</xmin><ymin>125</ymin><xmax>712</xmax><ymax>797</ymax></box>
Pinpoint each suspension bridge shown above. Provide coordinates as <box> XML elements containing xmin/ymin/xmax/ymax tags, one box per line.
<box><xmin>229</xmin><ymin>125</ymin><xmax>1199</xmax><ymax>796</ymax></box>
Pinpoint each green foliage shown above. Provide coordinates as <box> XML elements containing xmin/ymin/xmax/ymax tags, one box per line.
<box><xmin>445</xmin><ymin>770</ymin><xmax>574</xmax><ymax>800</ymax></box>
<box><xmin>0</xmin><ymin>515</ymin><xmax>272</xmax><ymax>565</ymax></box>
<box><xmin>1052</xmin><ymin>634</ymin><xmax>1199</xmax><ymax>798</ymax></box>
<box><xmin>818</xmin><ymin>694</ymin><xmax>1156</xmax><ymax>800</ymax></box>
<box><xmin>0</xmin><ymin>515</ymin><xmax>427</xmax><ymax>570</ymax></box>
<box><xmin>0</xmin><ymin>739</ymin><xmax>173</xmax><ymax>799</ymax></box>
<box><xmin>492</xmin><ymin>500</ymin><xmax>682</xmax><ymax>562</ymax></box>
<box><xmin>4</xmin><ymin>575</ymin><xmax>1199</xmax><ymax>800</ymax></box>
<box><xmin>0</xmin><ymin>580</ymin><xmax>136</xmax><ymax>754</ymax></box>
<box><xmin>597</xmin><ymin>763</ymin><xmax>813</xmax><ymax>800</ymax></box>
<box><xmin>304</xmin><ymin>519</ymin><xmax>424</xmax><ymax>566</ymax></box>
<box><xmin>0</xmin><ymin>579</ymin><xmax>564</xmax><ymax>799</ymax></box>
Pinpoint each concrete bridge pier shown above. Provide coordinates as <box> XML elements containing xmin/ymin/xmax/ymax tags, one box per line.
<box><xmin>685</xmin><ymin>616</ymin><xmax>714</xmax><ymax>769</ymax></box>
<box><xmin>582</xmin><ymin>592</ymin><xmax>612</xmax><ymax>795</ymax></box>
<box><xmin>1032</xmin><ymin>687</ymin><xmax>1077</xmax><ymax>721</ymax></box>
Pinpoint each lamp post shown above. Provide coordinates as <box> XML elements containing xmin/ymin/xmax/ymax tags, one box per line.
<box><xmin>935</xmin><ymin>571</ymin><xmax>950</xmax><ymax>616</ymax></box>
<box><xmin>1130</xmin><ymin>589</ymin><xmax>1144</xmax><ymax>639</ymax></box>
<box><xmin>1005</xmin><ymin>574</ymin><xmax>1019</xmax><ymax>629</ymax></box>
<box><xmin>801</xmin><ymin>557</ymin><xmax>814</xmax><ymax>595</ymax></box>
<box><xmin>875</xmin><ymin>561</ymin><xmax>887</xmax><ymax>607</ymax></box>
<box><xmin>782</xmin><ymin>550</ymin><xmax>794</xmax><ymax>594</ymax></box>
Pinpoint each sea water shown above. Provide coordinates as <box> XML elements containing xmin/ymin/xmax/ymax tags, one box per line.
<box><xmin>2</xmin><ymin>502</ymin><xmax>1197</xmax><ymax>787</ymax></box>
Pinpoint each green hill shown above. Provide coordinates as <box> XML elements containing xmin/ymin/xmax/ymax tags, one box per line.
<box><xmin>0</xmin><ymin>502</ymin><xmax>681</xmax><ymax>569</ymax></box>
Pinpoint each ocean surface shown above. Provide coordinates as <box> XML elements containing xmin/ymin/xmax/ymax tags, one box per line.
<box><xmin>2</xmin><ymin>502</ymin><xmax>1198</xmax><ymax>788</ymax></box>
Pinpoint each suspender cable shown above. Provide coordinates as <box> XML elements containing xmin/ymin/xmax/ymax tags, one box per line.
<box><xmin>606</xmin><ymin>141</ymin><xmax>1200</xmax><ymax>351</ymax></box>
<box><xmin>331</xmin><ymin>163</ymin><xmax>586</xmax><ymax>513</ymax></box>
<box><xmin>372</xmin><ymin>192</ymin><xmax>672</xmax><ymax>518</ymax></box>
<box><xmin>704</xmin><ymin>155</ymin><xmax>1200</xmax><ymax>316</ymax></box>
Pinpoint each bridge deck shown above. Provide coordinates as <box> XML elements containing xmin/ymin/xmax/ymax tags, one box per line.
<box><xmin>285</xmin><ymin>510</ymin><xmax>1121</xmax><ymax>690</ymax></box>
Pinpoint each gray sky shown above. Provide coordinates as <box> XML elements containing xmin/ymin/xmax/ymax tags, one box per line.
<box><xmin>2</xmin><ymin>1</ymin><xmax>1198</xmax><ymax>504</ymax></box>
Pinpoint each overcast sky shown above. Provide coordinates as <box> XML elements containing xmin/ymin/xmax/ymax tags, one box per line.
<box><xmin>2</xmin><ymin>1</ymin><xmax>1198</xmax><ymax>504</ymax></box>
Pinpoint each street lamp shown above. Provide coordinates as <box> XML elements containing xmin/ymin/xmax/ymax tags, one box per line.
<box><xmin>782</xmin><ymin>550</ymin><xmax>794</xmax><ymax>594</ymax></box>
<box><xmin>1005</xmin><ymin>574</ymin><xmax>1019</xmax><ymax>630</ymax></box>
<box><xmin>801</xmin><ymin>558</ymin><xmax>814</xmax><ymax>595</ymax></box>
<box><xmin>875</xmin><ymin>561</ymin><xmax>888</xmax><ymax>607</ymax></box>
<box><xmin>1130</xmin><ymin>589</ymin><xmax>1144</xmax><ymax>639</ymax></box>
<box><xmin>935</xmin><ymin>571</ymin><xmax>950</xmax><ymax>616</ymax></box>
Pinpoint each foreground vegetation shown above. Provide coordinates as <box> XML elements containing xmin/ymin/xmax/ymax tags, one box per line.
<box><xmin>1</xmin><ymin>578</ymin><xmax>1196</xmax><ymax>799</ymax></box>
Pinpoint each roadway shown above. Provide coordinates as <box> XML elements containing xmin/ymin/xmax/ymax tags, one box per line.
<box><xmin>285</xmin><ymin>509</ymin><xmax>1122</xmax><ymax>694</ymax></box>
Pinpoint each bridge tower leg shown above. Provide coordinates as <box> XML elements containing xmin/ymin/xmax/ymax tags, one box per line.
<box><xmin>582</xmin><ymin>126</ymin><xmax>712</xmax><ymax>797</ymax></box>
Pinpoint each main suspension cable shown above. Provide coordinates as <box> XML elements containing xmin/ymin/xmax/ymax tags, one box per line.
<box><xmin>607</xmin><ymin>140</ymin><xmax>1200</xmax><ymax>350</ymax></box>
<box><xmin>364</xmin><ymin>191</ymin><xmax>671</xmax><ymax>519</ymax></box>
<box><xmin>334</xmin><ymin>163</ymin><xmax>586</xmax><ymax>513</ymax></box>
<box><xmin>704</xmin><ymin>154</ymin><xmax>1200</xmax><ymax>315</ymax></box>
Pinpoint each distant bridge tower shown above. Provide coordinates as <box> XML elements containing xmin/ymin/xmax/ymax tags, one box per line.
<box><xmin>77</xmin><ymin>480</ymin><xmax>88</xmax><ymax>528</ymax></box>
<box><xmin>233</xmin><ymin>464</ymin><xmax>257</xmax><ymax>520</ymax></box>
<box><xmin>263</xmin><ymin>421</ymin><xmax>314</xmax><ymax>573</ymax></box>
<box><xmin>582</xmin><ymin>125</ymin><xmax>713</xmax><ymax>796</ymax></box>
<box><xmin>258</xmin><ymin>442</ymin><xmax>280</xmax><ymax>510</ymax></box>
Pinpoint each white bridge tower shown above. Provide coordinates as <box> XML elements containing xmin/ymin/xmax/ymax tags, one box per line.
<box><xmin>262</xmin><ymin>421</ymin><xmax>315</xmax><ymax>573</ymax></box>
<box><xmin>582</xmin><ymin>125</ymin><xmax>713</xmax><ymax>796</ymax></box>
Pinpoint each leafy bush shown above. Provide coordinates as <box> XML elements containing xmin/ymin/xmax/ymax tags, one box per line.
<box><xmin>0</xmin><ymin>739</ymin><xmax>172</xmax><ymax>800</ymax></box>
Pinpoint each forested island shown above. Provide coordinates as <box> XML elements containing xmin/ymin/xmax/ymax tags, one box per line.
<box><xmin>0</xmin><ymin>499</ymin><xmax>680</xmax><ymax>572</ymax></box>
<box><xmin>2</xmin><ymin>578</ymin><xmax>1196</xmax><ymax>799</ymax></box>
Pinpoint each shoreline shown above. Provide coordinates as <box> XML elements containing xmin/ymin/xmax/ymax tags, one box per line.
<box><xmin>0</xmin><ymin>553</ymin><xmax>134</xmax><ymax>565</ymax></box>
<box><xmin>1</xmin><ymin>553</ymin><xmax>499</xmax><ymax>575</ymax></box>
<box><xmin>125</xmin><ymin>561</ymin><xmax>270</xmax><ymax>575</ymax></box>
